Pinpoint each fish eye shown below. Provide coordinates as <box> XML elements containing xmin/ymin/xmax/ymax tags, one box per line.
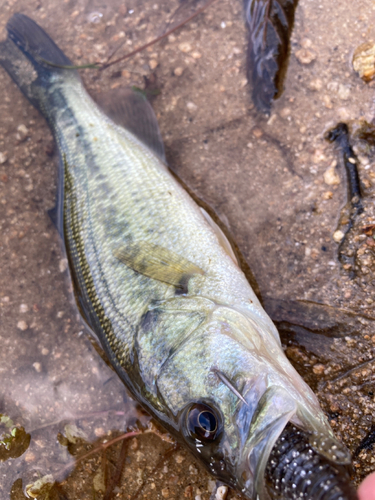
<box><xmin>185</xmin><ymin>403</ymin><xmax>221</xmax><ymax>442</ymax></box>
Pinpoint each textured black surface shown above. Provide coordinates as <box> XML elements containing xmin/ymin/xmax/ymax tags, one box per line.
<box><xmin>265</xmin><ymin>424</ymin><xmax>358</xmax><ymax>500</ymax></box>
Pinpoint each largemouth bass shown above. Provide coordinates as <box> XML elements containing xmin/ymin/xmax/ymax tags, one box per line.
<box><xmin>0</xmin><ymin>14</ymin><xmax>358</xmax><ymax>500</ymax></box>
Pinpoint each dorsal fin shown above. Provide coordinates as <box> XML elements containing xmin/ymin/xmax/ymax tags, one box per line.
<box><xmin>94</xmin><ymin>87</ymin><xmax>166</xmax><ymax>163</ymax></box>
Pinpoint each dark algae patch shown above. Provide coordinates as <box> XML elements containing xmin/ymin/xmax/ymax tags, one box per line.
<box><xmin>0</xmin><ymin>415</ymin><xmax>30</xmax><ymax>462</ymax></box>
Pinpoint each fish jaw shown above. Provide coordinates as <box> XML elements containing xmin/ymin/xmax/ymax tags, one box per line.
<box><xmin>144</xmin><ymin>303</ymin><xmax>351</xmax><ymax>500</ymax></box>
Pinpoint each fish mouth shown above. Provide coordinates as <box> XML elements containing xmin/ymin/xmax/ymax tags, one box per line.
<box><xmin>234</xmin><ymin>423</ymin><xmax>357</xmax><ymax>500</ymax></box>
<box><xmin>264</xmin><ymin>424</ymin><xmax>358</xmax><ymax>500</ymax></box>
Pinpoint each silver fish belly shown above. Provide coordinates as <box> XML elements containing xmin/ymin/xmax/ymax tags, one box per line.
<box><xmin>0</xmin><ymin>13</ymin><xmax>357</xmax><ymax>500</ymax></box>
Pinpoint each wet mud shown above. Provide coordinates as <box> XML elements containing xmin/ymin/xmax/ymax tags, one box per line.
<box><xmin>1</xmin><ymin>0</ymin><xmax>375</xmax><ymax>499</ymax></box>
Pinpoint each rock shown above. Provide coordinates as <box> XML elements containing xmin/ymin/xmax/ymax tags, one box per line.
<box><xmin>322</xmin><ymin>191</ymin><xmax>333</xmax><ymax>200</ymax></box>
<box><xmin>313</xmin><ymin>363</ymin><xmax>325</xmax><ymax>375</ymax></box>
<box><xmin>0</xmin><ymin>152</ymin><xmax>7</xmax><ymax>164</ymax></box>
<box><xmin>333</xmin><ymin>229</ymin><xmax>345</xmax><ymax>243</ymax></box>
<box><xmin>59</xmin><ymin>258</ymin><xmax>68</xmax><ymax>273</ymax></box>
<box><xmin>33</xmin><ymin>362</ymin><xmax>42</xmax><ymax>373</ymax></box>
<box><xmin>216</xmin><ymin>486</ymin><xmax>228</xmax><ymax>500</ymax></box>
<box><xmin>295</xmin><ymin>48</ymin><xmax>316</xmax><ymax>65</ymax></box>
<box><xmin>252</xmin><ymin>128</ymin><xmax>263</xmax><ymax>138</ymax></box>
<box><xmin>16</xmin><ymin>124</ymin><xmax>29</xmax><ymax>142</ymax></box>
<box><xmin>17</xmin><ymin>320</ymin><xmax>28</xmax><ymax>331</ymax></box>
<box><xmin>338</xmin><ymin>84</ymin><xmax>350</xmax><ymax>100</ymax></box>
<box><xmin>149</xmin><ymin>59</ymin><xmax>158</xmax><ymax>70</ymax></box>
<box><xmin>186</xmin><ymin>101</ymin><xmax>198</xmax><ymax>112</ymax></box>
<box><xmin>308</xmin><ymin>78</ymin><xmax>323</xmax><ymax>91</ymax></box>
<box><xmin>353</xmin><ymin>42</ymin><xmax>375</xmax><ymax>82</ymax></box>
<box><xmin>174</xmin><ymin>67</ymin><xmax>183</xmax><ymax>76</ymax></box>
<box><xmin>323</xmin><ymin>164</ymin><xmax>340</xmax><ymax>185</ymax></box>
<box><xmin>178</xmin><ymin>42</ymin><xmax>192</xmax><ymax>53</ymax></box>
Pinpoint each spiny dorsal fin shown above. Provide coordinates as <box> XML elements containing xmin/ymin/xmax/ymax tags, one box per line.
<box><xmin>94</xmin><ymin>87</ymin><xmax>166</xmax><ymax>163</ymax></box>
<box><xmin>113</xmin><ymin>242</ymin><xmax>204</xmax><ymax>289</ymax></box>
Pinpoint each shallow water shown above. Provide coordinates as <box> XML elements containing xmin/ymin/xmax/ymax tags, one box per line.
<box><xmin>1</xmin><ymin>0</ymin><xmax>375</xmax><ymax>498</ymax></box>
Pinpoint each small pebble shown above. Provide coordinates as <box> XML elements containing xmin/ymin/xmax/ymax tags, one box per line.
<box><xmin>94</xmin><ymin>427</ymin><xmax>105</xmax><ymax>437</ymax></box>
<box><xmin>313</xmin><ymin>364</ymin><xmax>325</xmax><ymax>375</ymax></box>
<box><xmin>0</xmin><ymin>152</ymin><xmax>7</xmax><ymax>164</ymax></box>
<box><xmin>24</xmin><ymin>451</ymin><xmax>36</xmax><ymax>463</ymax></box>
<box><xmin>186</xmin><ymin>101</ymin><xmax>198</xmax><ymax>112</ymax></box>
<box><xmin>208</xmin><ymin>480</ymin><xmax>216</xmax><ymax>492</ymax></box>
<box><xmin>189</xmin><ymin>465</ymin><xmax>198</xmax><ymax>475</ymax></box>
<box><xmin>295</xmin><ymin>48</ymin><xmax>316</xmax><ymax>64</ymax></box>
<box><xmin>323</xmin><ymin>165</ymin><xmax>340</xmax><ymax>185</ymax></box>
<box><xmin>59</xmin><ymin>258</ymin><xmax>68</xmax><ymax>273</ymax></box>
<box><xmin>191</xmin><ymin>51</ymin><xmax>202</xmax><ymax>59</ymax></box>
<box><xmin>17</xmin><ymin>320</ymin><xmax>28</xmax><ymax>331</ymax></box>
<box><xmin>322</xmin><ymin>191</ymin><xmax>333</xmax><ymax>200</ymax></box>
<box><xmin>130</xmin><ymin>438</ymin><xmax>138</xmax><ymax>450</ymax></box>
<box><xmin>280</xmin><ymin>107</ymin><xmax>291</xmax><ymax>118</ymax></box>
<box><xmin>216</xmin><ymin>486</ymin><xmax>228</xmax><ymax>500</ymax></box>
<box><xmin>149</xmin><ymin>59</ymin><xmax>158</xmax><ymax>70</ymax></box>
<box><xmin>308</xmin><ymin>78</ymin><xmax>323</xmax><ymax>91</ymax></box>
<box><xmin>16</xmin><ymin>124</ymin><xmax>29</xmax><ymax>142</ymax></box>
<box><xmin>353</xmin><ymin>42</ymin><xmax>375</xmax><ymax>82</ymax></box>
<box><xmin>33</xmin><ymin>362</ymin><xmax>42</xmax><ymax>373</ymax></box>
<box><xmin>41</xmin><ymin>348</ymin><xmax>49</xmax><ymax>355</ymax></box>
<box><xmin>174</xmin><ymin>454</ymin><xmax>185</xmax><ymax>464</ymax></box>
<box><xmin>301</xmin><ymin>38</ymin><xmax>313</xmax><ymax>49</ymax></box>
<box><xmin>19</xmin><ymin>303</ymin><xmax>29</xmax><ymax>313</ymax></box>
<box><xmin>178</xmin><ymin>42</ymin><xmax>192</xmax><ymax>53</ymax></box>
<box><xmin>338</xmin><ymin>84</ymin><xmax>350</xmax><ymax>100</ymax></box>
<box><xmin>174</xmin><ymin>67</ymin><xmax>183</xmax><ymax>76</ymax></box>
<box><xmin>252</xmin><ymin>128</ymin><xmax>263</xmax><ymax>138</ymax></box>
<box><xmin>161</xmin><ymin>487</ymin><xmax>170</xmax><ymax>498</ymax></box>
<box><xmin>333</xmin><ymin>230</ymin><xmax>345</xmax><ymax>243</ymax></box>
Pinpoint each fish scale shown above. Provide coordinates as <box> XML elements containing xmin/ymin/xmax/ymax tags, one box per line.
<box><xmin>0</xmin><ymin>13</ymin><xmax>358</xmax><ymax>500</ymax></box>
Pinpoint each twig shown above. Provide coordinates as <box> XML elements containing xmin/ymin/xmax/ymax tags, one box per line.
<box><xmin>103</xmin><ymin>437</ymin><xmax>129</xmax><ymax>500</ymax></box>
<box><xmin>129</xmin><ymin>443</ymin><xmax>179</xmax><ymax>500</ymax></box>
<box><xmin>100</xmin><ymin>0</ymin><xmax>219</xmax><ymax>69</ymax></box>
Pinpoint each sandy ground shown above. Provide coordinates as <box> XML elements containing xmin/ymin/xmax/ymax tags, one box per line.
<box><xmin>1</xmin><ymin>0</ymin><xmax>375</xmax><ymax>499</ymax></box>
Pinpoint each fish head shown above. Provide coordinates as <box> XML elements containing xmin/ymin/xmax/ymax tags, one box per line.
<box><xmin>150</xmin><ymin>303</ymin><xmax>352</xmax><ymax>499</ymax></box>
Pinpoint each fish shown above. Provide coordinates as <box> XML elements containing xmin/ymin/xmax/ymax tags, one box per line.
<box><xmin>0</xmin><ymin>13</ymin><xmax>358</xmax><ymax>500</ymax></box>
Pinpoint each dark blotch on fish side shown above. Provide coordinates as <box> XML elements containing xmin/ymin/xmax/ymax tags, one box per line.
<box><xmin>265</xmin><ymin>424</ymin><xmax>358</xmax><ymax>500</ymax></box>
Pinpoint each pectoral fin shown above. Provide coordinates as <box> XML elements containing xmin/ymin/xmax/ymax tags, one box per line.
<box><xmin>113</xmin><ymin>242</ymin><xmax>204</xmax><ymax>289</ymax></box>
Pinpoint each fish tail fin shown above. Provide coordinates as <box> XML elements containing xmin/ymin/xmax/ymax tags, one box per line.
<box><xmin>0</xmin><ymin>13</ymin><xmax>77</xmax><ymax>112</ymax></box>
